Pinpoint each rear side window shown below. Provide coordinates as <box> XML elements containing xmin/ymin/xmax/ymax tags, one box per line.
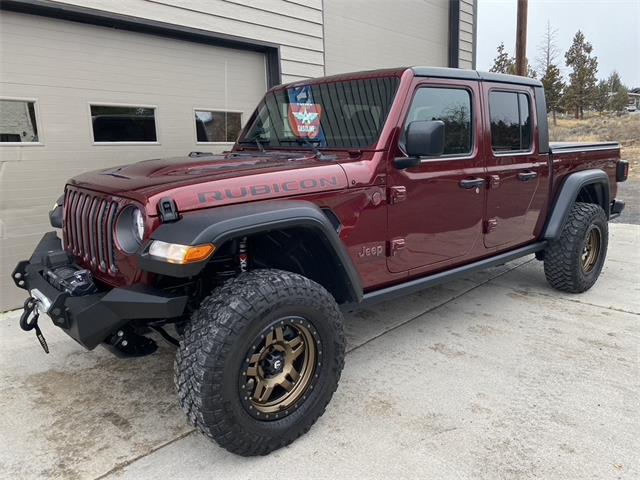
<box><xmin>489</xmin><ymin>91</ymin><xmax>532</xmax><ymax>152</ymax></box>
<box><xmin>91</xmin><ymin>105</ymin><xmax>157</xmax><ymax>142</ymax></box>
<box><xmin>404</xmin><ymin>87</ymin><xmax>472</xmax><ymax>156</ymax></box>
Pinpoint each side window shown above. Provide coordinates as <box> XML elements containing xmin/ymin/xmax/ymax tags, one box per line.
<box><xmin>195</xmin><ymin>110</ymin><xmax>242</xmax><ymax>143</ymax></box>
<box><xmin>405</xmin><ymin>87</ymin><xmax>472</xmax><ymax>156</ymax></box>
<box><xmin>0</xmin><ymin>99</ymin><xmax>40</xmax><ymax>143</ymax></box>
<box><xmin>90</xmin><ymin>105</ymin><xmax>157</xmax><ymax>143</ymax></box>
<box><xmin>489</xmin><ymin>91</ymin><xmax>532</xmax><ymax>152</ymax></box>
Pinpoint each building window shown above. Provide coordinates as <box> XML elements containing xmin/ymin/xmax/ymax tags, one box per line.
<box><xmin>0</xmin><ymin>99</ymin><xmax>40</xmax><ymax>144</ymax></box>
<box><xmin>90</xmin><ymin>105</ymin><xmax>157</xmax><ymax>143</ymax></box>
<box><xmin>489</xmin><ymin>91</ymin><xmax>532</xmax><ymax>152</ymax></box>
<box><xmin>404</xmin><ymin>87</ymin><xmax>473</xmax><ymax>156</ymax></box>
<box><xmin>195</xmin><ymin>110</ymin><xmax>242</xmax><ymax>143</ymax></box>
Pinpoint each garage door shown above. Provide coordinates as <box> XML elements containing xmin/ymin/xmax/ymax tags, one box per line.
<box><xmin>0</xmin><ymin>11</ymin><xmax>267</xmax><ymax>310</ymax></box>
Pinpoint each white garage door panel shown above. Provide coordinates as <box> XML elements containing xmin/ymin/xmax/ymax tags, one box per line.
<box><xmin>0</xmin><ymin>11</ymin><xmax>267</xmax><ymax>311</ymax></box>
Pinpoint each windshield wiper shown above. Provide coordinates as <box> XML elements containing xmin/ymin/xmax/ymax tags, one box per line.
<box><xmin>238</xmin><ymin>131</ymin><xmax>269</xmax><ymax>152</ymax></box>
<box><xmin>280</xmin><ymin>138</ymin><xmax>334</xmax><ymax>161</ymax></box>
<box><xmin>253</xmin><ymin>137</ymin><xmax>266</xmax><ymax>152</ymax></box>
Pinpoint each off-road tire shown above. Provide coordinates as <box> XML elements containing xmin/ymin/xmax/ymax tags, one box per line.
<box><xmin>544</xmin><ymin>202</ymin><xmax>608</xmax><ymax>293</ymax></box>
<box><xmin>174</xmin><ymin>269</ymin><xmax>345</xmax><ymax>456</ymax></box>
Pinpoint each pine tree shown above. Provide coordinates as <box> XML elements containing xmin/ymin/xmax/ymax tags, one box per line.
<box><xmin>594</xmin><ymin>80</ymin><xmax>610</xmax><ymax>113</ymax></box>
<box><xmin>541</xmin><ymin>64</ymin><xmax>564</xmax><ymax>124</ymax></box>
<box><xmin>607</xmin><ymin>71</ymin><xmax>629</xmax><ymax>112</ymax></box>
<box><xmin>490</xmin><ymin>42</ymin><xmax>514</xmax><ymax>74</ymax></box>
<box><xmin>490</xmin><ymin>42</ymin><xmax>537</xmax><ymax>78</ymax></box>
<box><xmin>564</xmin><ymin>30</ymin><xmax>599</xmax><ymax>119</ymax></box>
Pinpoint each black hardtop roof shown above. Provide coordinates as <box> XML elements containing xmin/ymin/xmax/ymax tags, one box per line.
<box><xmin>411</xmin><ymin>66</ymin><xmax>543</xmax><ymax>87</ymax></box>
<box><xmin>277</xmin><ymin>66</ymin><xmax>542</xmax><ymax>90</ymax></box>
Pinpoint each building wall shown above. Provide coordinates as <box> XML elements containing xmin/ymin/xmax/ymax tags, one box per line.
<box><xmin>51</xmin><ymin>0</ymin><xmax>477</xmax><ymax>78</ymax></box>
<box><xmin>50</xmin><ymin>0</ymin><xmax>326</xmax><ymax>83</ymax></box>
<box><xmin>323</xmin><ymin>0</ymin><xmax>450</xmax><ymax>75</ymax></box>
<box><xmin>459</xmin><ymin>0</ymin><xmax>476</xmax><ymax>69</ymax></box>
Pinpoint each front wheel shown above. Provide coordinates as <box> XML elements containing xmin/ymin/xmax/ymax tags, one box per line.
<box><xmin>174</xmin><ymin>269</ymin><xmax>345</xmax><ymax>456</ymax></box>
<box><xmin>543</xmin><ymin>202</ymin><xmax>608</xmax><ymax>293</ymax></box>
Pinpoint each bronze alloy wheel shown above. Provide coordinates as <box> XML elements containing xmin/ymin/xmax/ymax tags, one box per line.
<box><xmin>239</xmin><ymin>316</ymin><xmax>321</xmax><ymax>420</ymax></box>
<box><xmin>581</xmin><ymin>225</ymin><xmax>602</xmax><ymax>273</ymax></box>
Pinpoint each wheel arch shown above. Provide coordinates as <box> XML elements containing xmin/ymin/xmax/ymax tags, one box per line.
<box><xmin>140</xmin><ymin>201</ymin><xmax>363</xmax><ymax>304</ymax></box>
<box><xmin>543</xmin><ymin>169</ymin><xmax>610</xmax><ymax>240</ymax></box>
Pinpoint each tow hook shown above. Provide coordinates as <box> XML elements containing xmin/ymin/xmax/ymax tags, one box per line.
<box><xmin>19</xmin><ymin>296</ymin><xmax>49</xmax><ymax>354</ymax></box>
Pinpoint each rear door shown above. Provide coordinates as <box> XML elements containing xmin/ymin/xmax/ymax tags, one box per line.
<box><xmin>482</xmin><ymin>86</ymin><xmax>548</xmax><ymax>248</ymax></box>
<box><xmin>387</xmin><ymin>78</ymin><xmax>486</xmax><ymax>273</ymax></box>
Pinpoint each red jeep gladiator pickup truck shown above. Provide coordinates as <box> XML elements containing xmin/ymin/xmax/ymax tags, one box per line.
<box><xmin>13</xmin><ymin>67</ymin><xmax>628</xmax><ymax>455</ymax></box>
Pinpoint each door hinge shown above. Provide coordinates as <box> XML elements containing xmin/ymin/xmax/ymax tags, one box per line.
<box><xmin>388</xmin><ymin>186</ymin><xmax>407</xmax><ymax>204</ymax></box>
<box><xmin>388</xmin><ymin>237</ymin><xmax>406</xmax><ymax>256</ymax></box>
<box><xmin>484</xmin><ymin>218</ymin><xmax>498</xmax><ymax>233</ymax></box>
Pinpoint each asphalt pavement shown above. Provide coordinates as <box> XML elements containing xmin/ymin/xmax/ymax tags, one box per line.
<box><xmin>612</xmin><ymin>180</ymin><xmax>640</xmax><ymax>225</ymax></box>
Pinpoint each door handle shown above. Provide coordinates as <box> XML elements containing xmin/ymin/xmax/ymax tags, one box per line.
<box><xmin>459</xmin><ymin>178</ymin><xmax>485</xmax><ymax>190</ymax></box>
<box><xmin>518</xmin><ymin>171</ymin><xmax>538</xmax><ymax>182</ymax></box>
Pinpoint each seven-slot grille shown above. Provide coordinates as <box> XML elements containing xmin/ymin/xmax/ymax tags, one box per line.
<box><xmin>63</xmin><ymin>188</ymin><xmax>119</xmax><ymax>274</ymax></box>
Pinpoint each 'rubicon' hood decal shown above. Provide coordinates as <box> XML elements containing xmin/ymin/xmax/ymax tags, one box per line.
<box><xmin>147</xmin><ymin>164</ymin><xmax>347</xmax><ymax>213</ymax></box>
<box><xmin>68</xmin><ymin>152</ymin><xmax>349</xmax><ymax>214</ymax></box>
<box><xmin>197</xmin><ymin>175</ymin><xmax>340</xmax><ymax>204</ymax></box>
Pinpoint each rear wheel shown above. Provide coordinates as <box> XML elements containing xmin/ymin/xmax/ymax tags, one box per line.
<box><xmin>543</xmin><ymin>202</ymin><xmax>608</xmax><ymax>293</ymax></box>
<box><xmin>174</xmin><ymin>269</ymin><xmax>345</xmax><ymax>456</ymax></box>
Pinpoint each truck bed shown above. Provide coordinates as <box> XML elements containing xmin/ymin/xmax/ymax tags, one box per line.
<box><xmin>550</xmin><ymin>141</ymin><xmax>620</xmax><ymax>153</ymax></box>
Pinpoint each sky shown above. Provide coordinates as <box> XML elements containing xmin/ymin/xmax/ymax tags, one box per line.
<box><xmin>476</xmin><ymin>0</ymin><xmax>640</xmax><ymax>87</ymax></box>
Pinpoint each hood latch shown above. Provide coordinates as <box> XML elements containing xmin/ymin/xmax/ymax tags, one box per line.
<box><xmin>158</xmin><ymin>198</ymin><xmax>180</xmax><ymax>223</ymax></box>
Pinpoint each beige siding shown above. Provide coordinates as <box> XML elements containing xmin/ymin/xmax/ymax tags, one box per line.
<box><xmin>0</xmin><ymin>11</ymin><xmax>267</xmax><ymax>310</ymax></box>
<box><xmin>459</xmin><ymin>0</ymin><xmax>476</xmax><ymax>69</ymax></box>
<box><xmin>323</xmin><ymin>0</ymin><xmax>450</xmax><ymax>75</ymax></box>
<box><xmin>52</xmin><ymin>0</ymin><xmax>326</xmax><ymax>78</ymax></box>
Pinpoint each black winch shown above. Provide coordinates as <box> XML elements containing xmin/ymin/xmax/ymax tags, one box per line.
<box><xmin>41</xmin><ymin>251</ymin><xmax>97</xmax><ymax>297</ymax></box>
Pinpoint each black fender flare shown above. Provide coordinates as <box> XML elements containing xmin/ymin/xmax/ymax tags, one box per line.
<box><xmin>139</xmin><ymin>200</ymin><xmax>363</xmax><ymax>304</ymax></box>
<box><xmin>543</xmin><ymin>169</ymin><xmax>610</xmax><ymax>240</ymax></box>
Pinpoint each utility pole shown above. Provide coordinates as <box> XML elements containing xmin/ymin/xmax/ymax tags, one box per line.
<box><xmin>515</xmin><ymin>0</ymin><xmax>528</xmax><ymax>76</ymax></box>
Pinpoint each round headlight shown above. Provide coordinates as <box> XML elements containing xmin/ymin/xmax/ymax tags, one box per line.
<box><xmin>133</xmin><ymin>208</ymin><xmax>145</xmax><ymax>242</ymax></box>
<box><xmin>116</xmin><ymin>206</ymin><xmax>145</xmax><ymax>253</ymax></box>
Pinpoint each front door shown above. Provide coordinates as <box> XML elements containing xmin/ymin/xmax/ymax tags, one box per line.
<box><xmin>482</xmin><ymin>87</ymin><xmax>548</xmax><ymax>248</ymax></box>
<box><xmin>387</xmin><ymin>79</ymin><xmax>486</xmax><ymax>274</ymax></box>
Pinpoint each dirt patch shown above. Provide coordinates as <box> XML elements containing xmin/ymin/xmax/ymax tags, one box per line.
<box><xmin>549</xmin><ymin>114</ymin><xmax>640</xmax><ymax>179</ymax></box>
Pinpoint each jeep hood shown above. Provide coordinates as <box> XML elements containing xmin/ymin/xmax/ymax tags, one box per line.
<box><xmin>68</xmin><ymin>152</ymin><xmax>349</xmax><ymax>214</ymax></box>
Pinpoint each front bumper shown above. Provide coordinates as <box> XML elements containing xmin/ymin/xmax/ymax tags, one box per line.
<box><xmin>11</xmin><ymin>232</ymin><xmax>188</xmax><ymax>350</ymax></box>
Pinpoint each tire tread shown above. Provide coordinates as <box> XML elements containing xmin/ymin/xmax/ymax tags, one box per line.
<box><xmin>174</xmin><ymin>269</ymin><xmax>345</xmax><ymax>456</ymax></box>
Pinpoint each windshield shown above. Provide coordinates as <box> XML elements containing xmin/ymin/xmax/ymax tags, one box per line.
<box><xmin>239</xmin><ymin>76</ymin><xmax>400</xmax><ymax>149</ymax></box>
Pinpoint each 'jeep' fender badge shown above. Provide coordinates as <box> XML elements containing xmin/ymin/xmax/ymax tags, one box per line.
<box><xmin>289</xmin><ymin>103</ymin><xmax>322</xmax><ymax>139</ymax></box>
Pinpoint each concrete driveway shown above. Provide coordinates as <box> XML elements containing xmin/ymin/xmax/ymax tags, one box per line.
<box><xmin>1</xmin><ymin>224</ymin><xmax>638</xmax><ymax>480</ymax></box>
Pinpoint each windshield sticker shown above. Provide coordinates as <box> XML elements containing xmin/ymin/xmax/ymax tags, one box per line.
<box><xmin>288</xmin><ymin>103</ymin><xmax>323</xmax><ymax>139</ymax></box>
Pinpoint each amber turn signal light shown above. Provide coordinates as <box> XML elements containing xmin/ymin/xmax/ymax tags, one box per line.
<box><xmin>148</xmin><ymin>241</ymin><xmax>215</xmax><ymax>264</ymax></box>
<box><xmin>184</xmin><ymin>244</ymin><xmax>215</xmax><ymax>263</ymax></box>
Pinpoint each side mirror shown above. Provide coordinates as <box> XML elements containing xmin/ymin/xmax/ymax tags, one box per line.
<box><xmin>395</xmin><ymin>120</ymin><xmax>445</xmax><ymax>169</ymax></box>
